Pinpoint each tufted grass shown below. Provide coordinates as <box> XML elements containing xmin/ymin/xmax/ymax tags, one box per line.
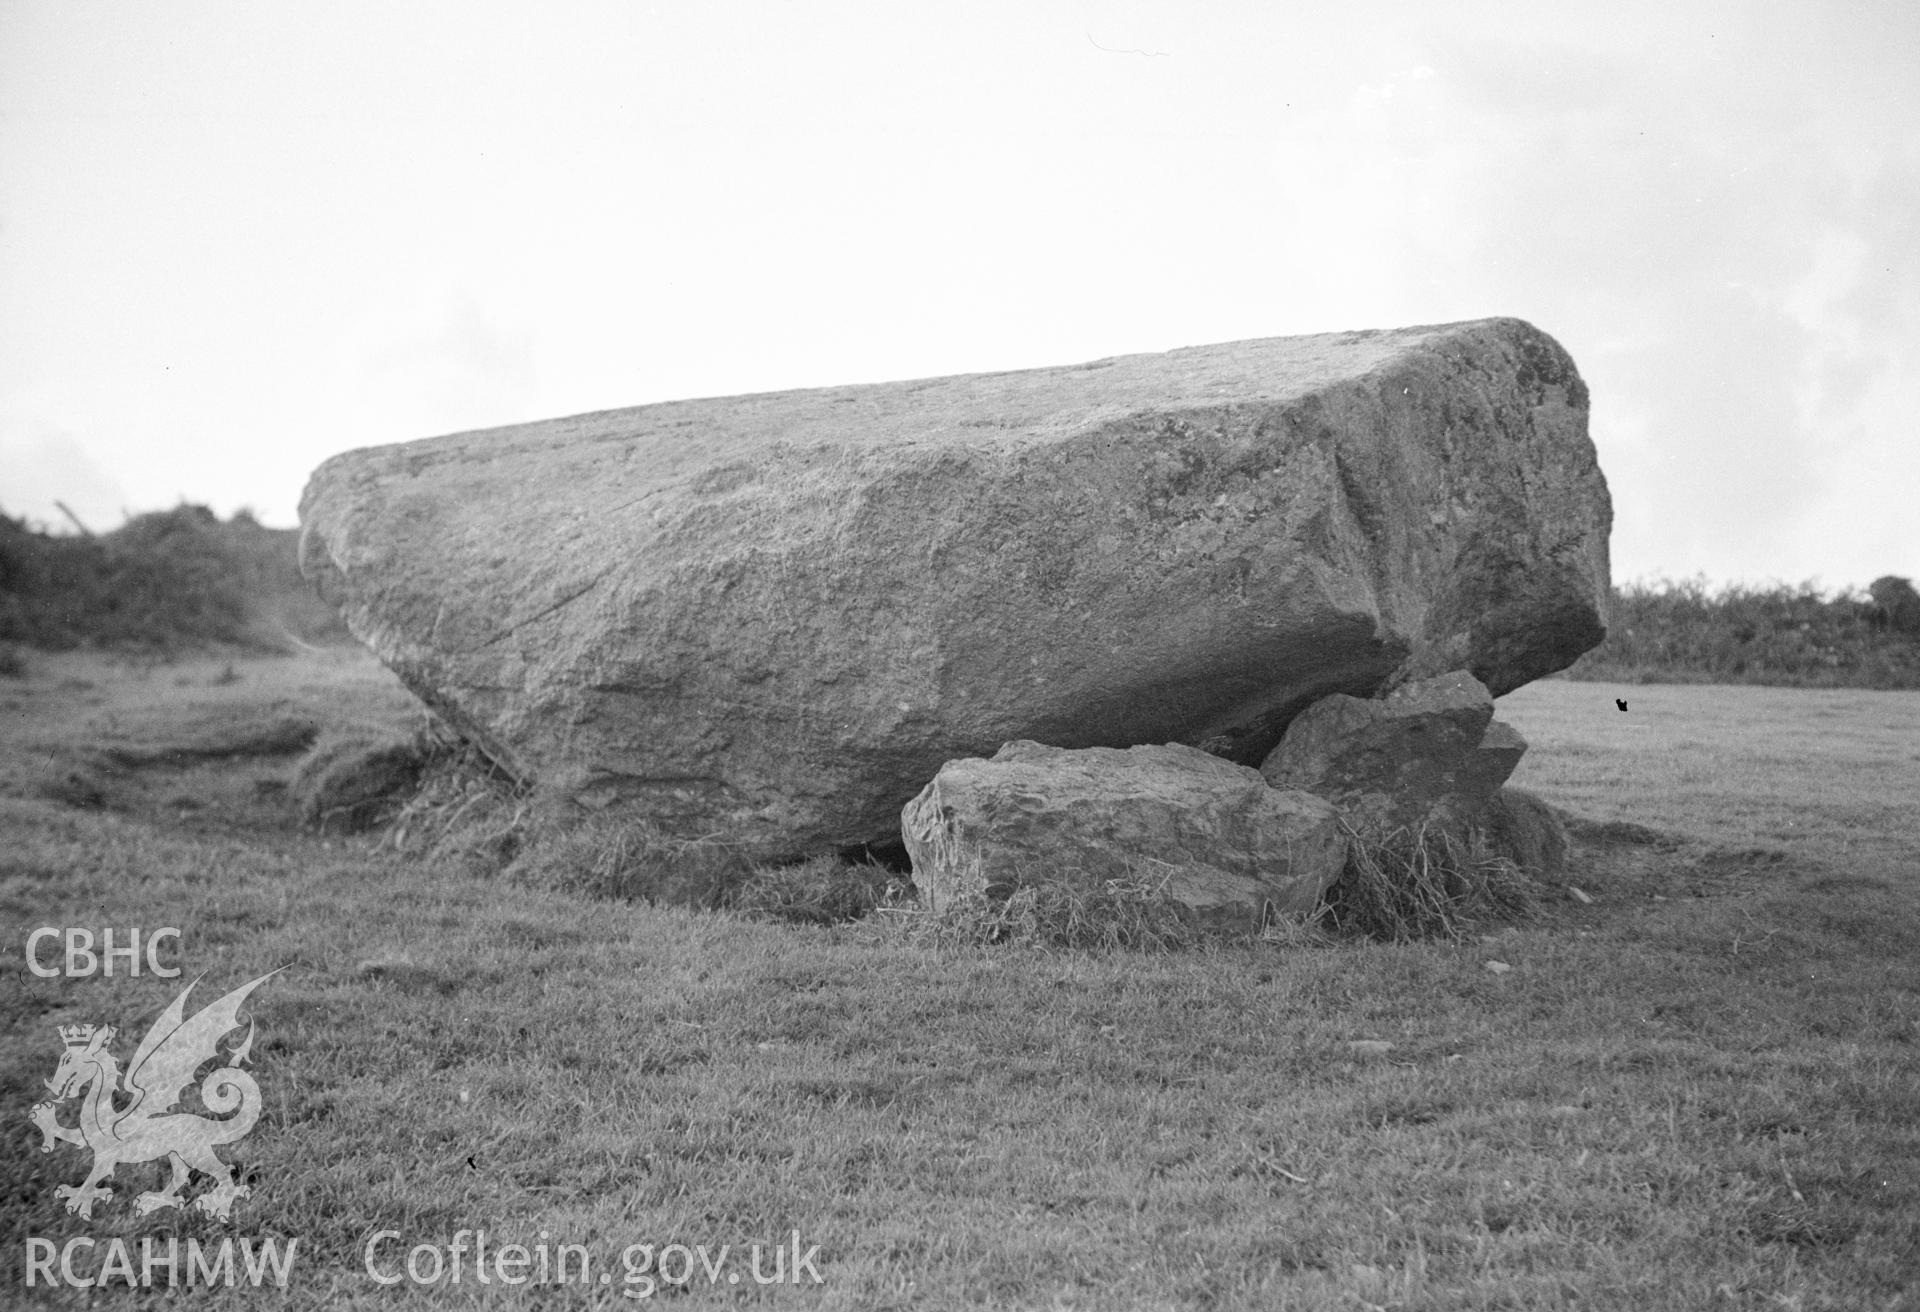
<box><xmin>1322</xmin><ymin>821</ymin><xmax>1536</xmax><ymax>943</ymax></box>
<box><xmin>2</xmin><ymin>649</ymin><xmax>1918</xmax><ymax>1308</ymax></box>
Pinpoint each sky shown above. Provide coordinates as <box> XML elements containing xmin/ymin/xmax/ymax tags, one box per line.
<box><xmin>2</xmin><ymin>0</ymin><xmax>1915</xmax><ymax>591</ymax></box>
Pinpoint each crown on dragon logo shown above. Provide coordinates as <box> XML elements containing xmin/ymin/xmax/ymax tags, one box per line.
<box><xmin>57</xmin><ymin>1023</ymin><xmax>100</xmax><ymax>1048</ymax></box>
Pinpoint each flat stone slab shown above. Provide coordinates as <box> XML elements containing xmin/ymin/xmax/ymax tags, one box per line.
<box><xmin>300</xmin><ymin>317</ymin><xmax>1610</xmax><ymax>857</ymax></box>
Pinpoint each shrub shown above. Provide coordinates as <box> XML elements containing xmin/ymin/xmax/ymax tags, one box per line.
<box><xmin>0</xmin><ymin>504</ymin><xmax>351</xmax><ymax>652</ymax></box>
<box><xmin>1566</xmin><ymin>576</ymin><xmax>1920</xmax><ymax>688</ymax></box>
<box><xmin>1867</xmin><ymin>575</ymin><xmax>1920</xmax><ymax>635</ymax></box>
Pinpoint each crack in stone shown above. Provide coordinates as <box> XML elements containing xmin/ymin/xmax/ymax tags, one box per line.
<box><xmin>471</xmin><ymin>572</ymin><xmax>611</xmax><ymax>651</ymax></box>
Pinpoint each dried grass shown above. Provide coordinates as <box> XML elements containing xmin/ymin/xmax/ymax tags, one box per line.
<box><xmin>383</xmin><ymin>728</ymin><xmax>530</xmax><ymax>868</ymax></box>
<box><xmin>722</xmin><ymin>854</ymin><xmax>900</xmax><ymax>926</ymax></box>
<box><xmin>884</xmin><ymin>860</ymin><xmax>1205</xmax><ymax>953</ymax></box>
<box><xmin>1324</xmin><ymin>818</ymin><xmax>1536</xmax><ymax>942</ymax></box>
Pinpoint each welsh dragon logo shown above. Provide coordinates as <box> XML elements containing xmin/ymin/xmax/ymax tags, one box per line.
<box><xmin>28</xmin><ymin>970</ymin><xmax>278</xmax><ymax>1221</ymax></box>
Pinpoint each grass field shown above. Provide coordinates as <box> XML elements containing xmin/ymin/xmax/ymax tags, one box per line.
<box><xmin>2</xmin><ymin>647</ymin><xmax>1917</xmax><ymax>1309</ymax></box>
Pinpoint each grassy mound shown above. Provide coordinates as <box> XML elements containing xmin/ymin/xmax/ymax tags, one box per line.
<box><xmin>292</xmin><ymin>731</ymin><xmax>431</xmax><ymax>834</ymax></box>
<box><xmin>0</xmin><ymin>504</ymin><xmax>350</xmax><ymax>653</ymax></box>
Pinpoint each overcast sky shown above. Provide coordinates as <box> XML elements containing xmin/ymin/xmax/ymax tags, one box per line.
<box><xmin>2</xmin><ymin>1</ymin><xmax>1914</xmax><ymax>591</ymax></box>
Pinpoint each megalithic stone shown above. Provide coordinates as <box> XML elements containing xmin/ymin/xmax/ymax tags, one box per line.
<box><xmin>1258</xmin><ymin>669</ymin><xmax>1530</xmax><ymax>834</ymax></box>
<box><xmin>299</xmin><ymin>317</ymin><xmax>1612</xmax><ymax>859</ymax></box>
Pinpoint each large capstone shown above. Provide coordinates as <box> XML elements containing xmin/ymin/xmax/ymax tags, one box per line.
<box><xmin>299</xmin><ymin>317</ymin><xmax>1611</xmax><ymax>857</ymax></box>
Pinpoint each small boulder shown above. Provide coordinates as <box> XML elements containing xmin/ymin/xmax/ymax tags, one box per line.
<box><xmin>901</xmin><ymin>741</ymin><xmax>1346</xmax><ymax>929</ymax></box>
<box><xmin>1258</xmin><ymin>670</ymin><xmax>1526</xmax><ymax>834</ymax></box>
<box><xmin>1479</xmin><ymin>786</ymin><xmax>1570</xmax><ymax>879</ymax></box>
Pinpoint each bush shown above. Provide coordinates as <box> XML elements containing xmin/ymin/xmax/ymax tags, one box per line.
<box><xmin>1868</xmin><ymin>576</ymin><xmax>1920</xmax><ymax>635</ymax></box>
<box><xmin>1566</xmin><ymin>576</ymin><xmax>1920</xmax><ymax>688</ymax></box>
<box><xmin>0</xmin><ymin>504</ymin><xmax>351</xmax><ymax>653</ymax></box>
